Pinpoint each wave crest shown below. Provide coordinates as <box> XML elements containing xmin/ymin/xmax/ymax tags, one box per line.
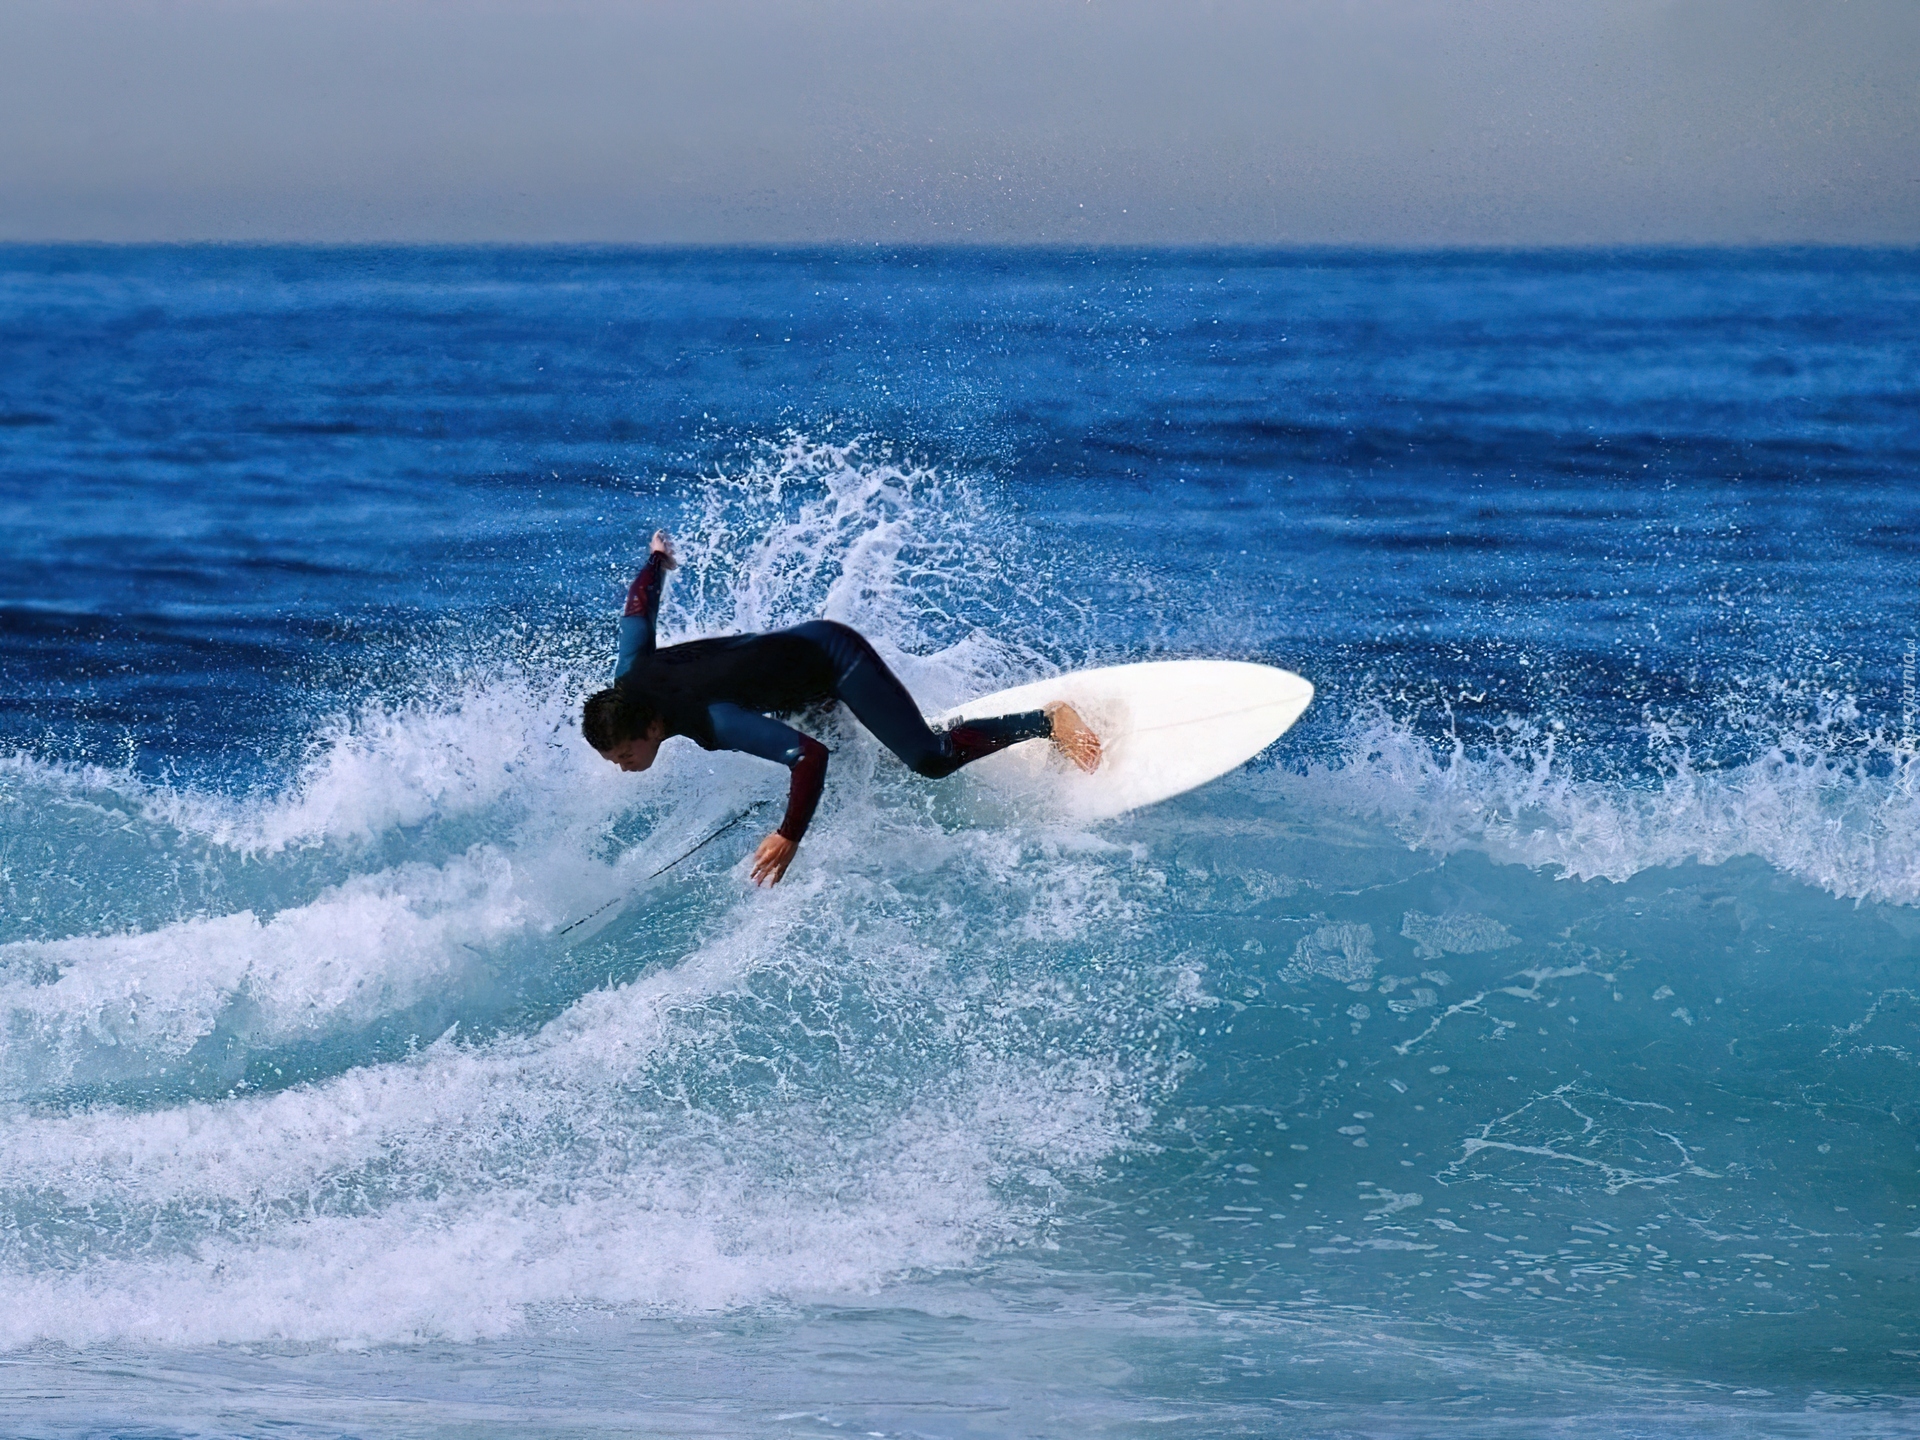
<box><xmin>1296</xmin><ymin>702</ymin><xmax>1920</xmax><ymax>906</ymax></box>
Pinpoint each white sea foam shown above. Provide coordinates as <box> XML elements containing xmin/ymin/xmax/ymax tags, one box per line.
<box><xmin>1282</xmin><ymin>923</ymin><xmax>1380</xmax><ymax>985</ymax></box>
<box><xmin>0</xmin><ymin>687</ymin><xmax>800</xmax><ymax>1090</ymax></box>
<box><xmin>1291</xmin><ymin>705</ymin><xmax>1920</xmax><ymax>907</ymax></box>
<box><xmin>0</xmin><ymin>847</ymin><xmax>533</xmax><ymax>1083</ymax></box>
<box><xmin>1401</xmin><ymin>910</ymin><xmax>1518</xmax><ymax>959</ymax></box>
<box><xmin>0</xmin><ymin>808</ymin><xmax>1148</xmax><ymax>1346</ymax></box>
<box><xmin>146</xmin><ymin>678</ymin><xmax>599</xmax><ymax>854</ymax></box>
<box><xmin>9</xmin><ymin>437</ymin><xmax>1914</xmax><ymax>1359</ymax></box>
<box><xmin>0</xmin><ymin>1062</ymin><xmax>1122</xmax><ymax>1348</ymax></box>
<box><xmin>0</xmin><ymin>446</ymin><xmax>1161</xmax><ymax>1348</ymax></box>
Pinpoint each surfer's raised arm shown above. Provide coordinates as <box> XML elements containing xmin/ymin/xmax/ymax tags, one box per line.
<box><xmin>613</xmin><ymin>530</ymin><xmax>677</xmax><ymax>681</ymax></box>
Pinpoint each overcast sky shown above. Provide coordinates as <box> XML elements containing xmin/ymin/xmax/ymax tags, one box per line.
<box><xmin>3</xmin><ymin>0</ymin><xmax>1915</xmax><ymax>245</ymax></box>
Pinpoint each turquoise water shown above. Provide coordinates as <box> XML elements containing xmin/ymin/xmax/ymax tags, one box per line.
<box><xmin>2</xmin><ymin>247</ymin><xmax>1918</xmax><ymax>1436</ymax></box>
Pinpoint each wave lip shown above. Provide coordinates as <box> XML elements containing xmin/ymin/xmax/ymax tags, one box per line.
<box><xmin>143</xmin><ymin>679</ymin><xmax>591</xmax><ymax>855</ymax></box>
<box><xmin>0</xmin><ymin>441</ymin><xmax>1168</xmax><ymax>1348</ymax></box>
<box><xmin>0</xmin><ymin>958</ymin><xmax>1142</xmax><ymax>1347</ymax></box>
<box><xmin>1298</xmin><ymin>704</ymin><xmax>1920</xmax><ymax>906</ymax></box>
<box><xmin>0</xmin><ymin>846</ymin><xmax>548</xmax><ymax>1090</ymax></box>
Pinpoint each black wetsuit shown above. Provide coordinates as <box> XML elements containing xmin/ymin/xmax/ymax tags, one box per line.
<box><xmin>612</xmin><ymin>552</ymin><xmax>1051</xmax><ymax>843</ymax></box>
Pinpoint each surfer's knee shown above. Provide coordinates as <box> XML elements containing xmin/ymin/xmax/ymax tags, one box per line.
<box><xmin>911</xmin><ymin>752</ymin><xmax>962</xmax><ymax>780</ymax></box>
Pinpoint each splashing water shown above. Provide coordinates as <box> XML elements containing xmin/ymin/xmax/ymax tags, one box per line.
<box><xmin>0</xmin><ymin>444</ymin><xmax>1184</xmax><ymax>1361</ymax></box>
<box><xmin>4</xmin><ymin>246</ymin><xmax>1919</xmax><ymax>1436</ymax></box>
<box><xmin>1300</xmin><ymin>700</ymin><xmax>1920</xmax><ymax>907</ymax></box>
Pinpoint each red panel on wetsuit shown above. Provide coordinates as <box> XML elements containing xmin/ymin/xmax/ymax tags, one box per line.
<box><xmin>625</xmin><ymin>553</ymin><xmax>666</xmax><ymax>618</ymax></box>
<box><xmin>777</xmin><ymin>735</ymin><xmax>830</xmax><ymax>842</ymax></box>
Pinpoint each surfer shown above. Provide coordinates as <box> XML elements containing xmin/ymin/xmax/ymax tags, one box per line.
<box><xmin>582</xmin><ymin>531</ymin><xmax>1101</xmax><ymax>886</ymax></box>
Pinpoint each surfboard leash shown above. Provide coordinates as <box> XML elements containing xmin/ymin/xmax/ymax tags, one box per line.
<box><xmin>645</xmin><ymin>798</ymin><xmax>771</xmax><ymax>880</ymax></box>
<box><xmin>556</xmin><ymin>799</ymin><xmax>771</xmax><ymax>939</ymax></box>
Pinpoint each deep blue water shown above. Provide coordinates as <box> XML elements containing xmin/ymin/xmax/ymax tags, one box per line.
<box><xmin>2</xmin><ymin>245</ymin><xmax>1919</xmax><ymax>1437</ymax></box>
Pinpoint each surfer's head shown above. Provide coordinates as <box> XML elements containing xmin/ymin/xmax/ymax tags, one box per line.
<box><xmin>582</xmin><ymin>688</ymin><xmax>668</xmax><ymax>772</ymax></box>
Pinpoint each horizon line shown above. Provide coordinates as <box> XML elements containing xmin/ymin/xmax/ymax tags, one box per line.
<box><xmin>5</xmin><ymin>238</ymin><xmax>1918</xmax><ymax>256</ymax></box>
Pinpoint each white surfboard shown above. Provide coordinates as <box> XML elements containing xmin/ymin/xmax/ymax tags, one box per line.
<box><xmin>937</xmin><ymin>660</ymin><xmax>1313</xmax><ymax>821</ymax></box>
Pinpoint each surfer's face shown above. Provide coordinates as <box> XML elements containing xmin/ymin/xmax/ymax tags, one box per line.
<box><xmin>601</xmin><ymin>721</ymin><xmax>667</xmax><ymax>773</ymax></box>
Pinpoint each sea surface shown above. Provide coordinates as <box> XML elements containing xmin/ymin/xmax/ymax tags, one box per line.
<box><xmin>2</xmin><ymin>245</ymin><xmax>1918</xmax><ymax>1437</ymax></box>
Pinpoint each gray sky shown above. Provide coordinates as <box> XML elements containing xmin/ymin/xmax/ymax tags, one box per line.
<box><xmin>4</xmin><ymin>0</ymin><xmax>1916</xmax><ymax>245</ymax></box>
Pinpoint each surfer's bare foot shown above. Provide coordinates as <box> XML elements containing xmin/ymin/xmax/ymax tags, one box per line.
<box><xmin>1045</xmin><ymin>702</ymin><xmax>1102</xmax><ymax>774</ymax></box>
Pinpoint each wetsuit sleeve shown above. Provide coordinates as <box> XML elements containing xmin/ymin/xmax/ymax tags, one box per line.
<box><xmin>706</xmin><ymin>702</ymin><xmax>829</xmax><ymax>844</ymax></box>
<box><xmin>613</xmin><ymin>551</ymin><xmax>670</xmax><ymax>681</ymax></box>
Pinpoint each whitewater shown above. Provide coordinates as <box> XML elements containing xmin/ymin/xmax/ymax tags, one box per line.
<box><xmin>2</xmin><ymin>246</ymin><xmax>1917</xmax><ymax>1436</ymax></box>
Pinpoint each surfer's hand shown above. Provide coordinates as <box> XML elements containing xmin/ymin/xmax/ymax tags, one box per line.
<box><xmin>650</xmin><ymin>530</ymin><xmax>678</xmax><ymax>569</ymax></box>
<box><xmin>750</xmin><ymin>832</ymin><xmax>797</xmax><ymax>886</ymax></box>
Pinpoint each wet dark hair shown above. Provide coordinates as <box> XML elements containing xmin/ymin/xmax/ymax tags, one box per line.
<box><xmin>581</xmin><ymin>688</ymin><xmax>659</xmax><ymax>753</ymax></box>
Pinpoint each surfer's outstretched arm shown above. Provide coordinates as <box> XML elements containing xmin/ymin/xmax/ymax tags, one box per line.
<box><xmin>706</xmin><ymin>703</ymin><xmax>826</xmax><ymax>886</ymax></box>
<box><xmin>613</xmin><ymin>530</ymin><xmax>677</xmax><ymax>681</ymax></box>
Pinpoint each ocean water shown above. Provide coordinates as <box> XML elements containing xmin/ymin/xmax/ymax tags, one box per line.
<box><xmin>1</xmin><ymin>245</ymin><xmax>1918</xmax><ymax>1437</ymax></box>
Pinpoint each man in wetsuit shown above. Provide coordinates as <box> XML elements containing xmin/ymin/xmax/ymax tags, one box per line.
<box><xmin>581</xmin><ymin>531</ymin><xmax>1101</xmax><ymax>886</ymax></box>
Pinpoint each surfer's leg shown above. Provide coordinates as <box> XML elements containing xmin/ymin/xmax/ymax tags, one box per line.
<box><xmin>789</xmin><ymin>621</ymin><xmax>1054</xmax><ymax>779</ymax></box>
